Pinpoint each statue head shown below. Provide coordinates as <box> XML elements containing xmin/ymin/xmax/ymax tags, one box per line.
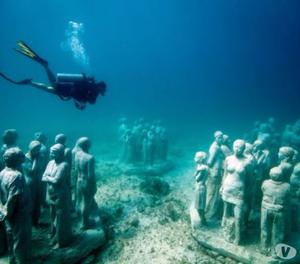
<box><xmin>50</xmin><ymin>144</ymin><xmax>65</xmax><ymax>162</ymax></box>
<box><xmin>244</xmin><ymin>143</ymin><xmax>253</xmax><ymax>156</ymax></box>
<box><xmin>28</xmin><ymin>140</ymin><xmax>41</xmax><ymax>157</ymax></box>
<box><xmin>253</xmin><ymin>140</ymin><xmax>264</xmax><ymax>152</ymax></box>
<box><xmin>76</xmin><ymin>137</ymin><xmax>91</xmax><ymax>152</ymax></box>
<box><xmin>222</xmin><ymin>134</ymin><xmax>230</xmax><ymax>144</ymax></box>
<box><xmin>214</xmin><ymin>131</ymin><xmax>223</xmax><ymax>146</ymax></box>
<box><xmin>194</xmin><ymin>151</ymin><xmax>207</xmax><ymax>164</ymax></box>
<box><xmin>3</xmin><ymin>147</ymin><xmax>25</xmax><ymax>168</ymax></box>
<box><xmin>269</xmin><ymin>166</ymin><xmax>283</xmax><ymax>182</ymax></box>
<box><xmin>233</xmin><ymin>139</ymin><xmax>246</xmax><ymax>157</ymax></box>
<box><xmin>278</xmin><ymin>146</ymin><xmax>295</xmax><ymax>163</ymax></box>
<box><xmin>55</xmin><ymin>134</ymin><xmax>67</xmax><ymax>145</ymax></box>
<box><xmin>2</xmin><ymin>129</ymin><xmax>18</xmax><ymax>146</ymax></box>
<box><xmin>34</xmin><ymin>132</ymin><xmax>47</xmax><ymax>144</ymax></box>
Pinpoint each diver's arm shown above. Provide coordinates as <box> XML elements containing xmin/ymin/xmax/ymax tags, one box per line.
<box><xmin>29</xmin><ymin>81</ymin><xmax>57</xmax><ymax>95</ymax></box>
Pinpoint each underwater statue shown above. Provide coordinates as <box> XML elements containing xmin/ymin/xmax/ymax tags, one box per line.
<box><xmin>193</xmin><ymin>151</ymin><xmax>209</xmax><ymax>227</ymax></box>
<box><xmin>290</xmin><ymin>163</ymin><xmax>300</xmax><ymax>231</ymax></box>
<box><xmin>156</xmin><ymin>127</ymin><xmax>168</xmax><ymax>161</ymax></box>
<box><xmin>0</xmin><ymin>129</ymin><xmax>18</xmax><ymax>171</ymax></box>
<box><xmin>260</xmin><ymin>166</ymin><xmax>290</xmax><ymax>255</ymax></box>
<box><xmin>34</xmin><ymin>132</ymin><xmax>49</xmax><ymax>206</ymax></box>
<box><xmin>0</xmin><ymin>147</ymin><xmax>32</xmax><ymax>264</ymax></box>
<box><xmin>278</xmin><ymin>146</ymin><xmax>296</xmax><ymax>182</ymax></box>
<box><xmin>74</xmin><ymin>137</ymin><xmax>97</xmax><ymax>229</ymax></box>
<box><xmin>23</xmin><ymin>140</ymin><xmax>42</xmax><ymax>226</ymax></box>
<box><xmin>118</xmin><ymin>117</ymin><xmax>129</xmax><ymax>142</ymax></box>
<box><xmin>206</xmin><ymin>131</ymin><xmax>225</xmax><ymax>220</ymax></box>
<box><xmin>220</xmin><ymin>139</ymin><xmax>251</xmax><ymax>245</ymax></box>
<box><xmin>143</xmin><ymin>129</ymin><xmax>155</xmax><ymax>166</ymax></box>
<box><xmin>221</xmin><ymin>134</ymin><xmax>232</xmax><ymax>157</ymax></box>
<box><xmin>282</xmin><ymin>119</ymin><xmax>300</xmax><ymax>150</ymax></box>
<box><xmin>42</xmin><ymin>144</ymin><xmax>72</xmax><ymax>248</ymax></box>
<box><xmin>121</xmin><ymin>129</ymin><xmax>135</xmax><ymax>163</ymax></box>
<box><xmin>55</xmin><ymin>134</ymin><xmax>73</xmax><ymax>206</ymax></box>
<box><xmin>252</xmin><ymin>140</ymin><xmax>271</xmax><ymax>211</ymax></box>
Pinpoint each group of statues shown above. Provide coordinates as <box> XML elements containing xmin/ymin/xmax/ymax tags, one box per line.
<box><xmin>118</xmin><ymin>118</ymin><xmax>168</xmax><ymax>166</ymax></box>
<box><xmin>0</xmin><ymin>129</ymin><xmax>98</xmax><ymax>264</ymax></box>
<box><xmin>193</xmin><ymin>118</ymin><xmax>300</xmax><ymax>256</ymax></box>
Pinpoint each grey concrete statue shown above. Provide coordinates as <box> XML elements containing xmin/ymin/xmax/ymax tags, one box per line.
<box><xmin>118</xmin><ymin>117</ymin><xmax>128</xmax><ymax>142</ymax></box>
<box><xmin>252</xmin><ymin>140</ymin><xmax>271</xmax><ymax>210</ymax></box>
<box><xmin>0</xmin><ymin>147</ymin><xmax>32</xmax><ymax>264</ymax></box>
<box><xmin>121</xmin><ymin>129</ymin><xmax>135</xmax><ymax>163</ymax></box>
<box><xmin>221</xmin><ymin>134</ymin><xmax>232</xmax><ymax>157</ymax></box>
<box><xmin>23</xmin><ymin>140</ymin><xmax>42</xmax><ymax>226</ymax></box>
<box><xmin>220</xmin><ymin>139</ymin><xmax>251</xmax><ymax>245</ymax></box>
<box><xmin>55</xmin><ymin>134</ymin><xmax>72</xmax><ymax>207</ymax></box>
<box><xmin>143</xmin><ymin>130</ymin><xmax>155</xmax><ymax>166</ymax></box>
<box><xmin>278</xmin><ymin>146</ymin><xmax>296</xmax><ymax>182</ymax></box>
<box><xmin>34</xmin><ymin>132</ymin><xmax>49</xmax><ymax>207</ymax></box>
<box><xmin>42</xmin><ymin>144</ymin><xmax>72</xmax><ymax>248</ymax></box>
<box><xmin>193</xmin><ymin>151</ymin><xmax>209</xmax><ymax>226</ymax></box>
<box><xmin>261</xmin><ymin>166</ymin><xmax>290</xmax><ymax>255</ymax></box>
<box><xmin>206</xmin><ymin>131</ymin><xmax>225</xmax><ymax>220</ymax></box>
<box><xmin>290</xmin><ymin>163</ymin><xmax>300</xmax><ymax>231</ymax></box>
<box><xmin>156</xmin><ymin>128</ymin><xmax>168</xmax><ymax>161</ymax></box>
<box><xmin>0</xmin><ymin>129</ymin><xmax>18</xmax><ymax>171</ymax></box>
<box><xmin>74</xmin><ymin>137</ymin><xmax>97</xmax><ymax>229</ymax></box>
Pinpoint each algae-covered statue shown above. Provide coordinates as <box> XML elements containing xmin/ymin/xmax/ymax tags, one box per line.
<box><xmin>290</xmin><ymin>163</ymin><xmax>300</xmax><ymax>231</ymax></box>
<box><xmin>74</xmin><ymin>137</ymin><xmax>97</xmax><ymax>229</ymax></box>
<box><xmin>206</xmin><ymin>131</ymin><xmax>225</xmax><ymax>220</ymax></box>
<box><xmin>261</xmin><ymin>166</ymin><xmax>290</xmax><ymax>255</ymax></box>
<box><xmin>252</xmin><ymin>140</ymin><xmax>271</xmax><ymax>210</ymax></box>
<box><xmin>220</xmin><ymin>139</ymin><xmax>251</xmax><ymax>245</ymax></box>
<box><xmin>278</xmin><ymin>146</ymin><xmax>296</xmax><ymax>182</ymax></box>
<box><xmin>23</xmin><ymin>140</ymin><xmax>42</xmax><ymax>226</ymax></box>
<box><xmin>143</xmin><ymin>130</ymin><xmax>155</xmax><ymax>166</ymax></box>
<box><xmin>221</xmin><ymin>134</ymin><xmax>232</xmax><ymax>157</ymax></box>
<box><xmin>0</xmin><ymin>147</ymin><xmax>32</xmax><ymax>264</ymax></box>
<box><xmin>42</xmin><ymin>144</ymin><xmax>72</xmax><ymax>248</ymax></box>
<box><xmin>55</xmin><ymin>134</ymin><xmax>73</xmax><ymax>207</ymax></box>
<box><xmin>0</xmin><ymin>129</ymin><xmax>18</xmax><ymax>171</ymax></box>
<box><xmin>193</xmin><ymin>151</ymin><xmax>209</xmax><ymax>227</ymax></box>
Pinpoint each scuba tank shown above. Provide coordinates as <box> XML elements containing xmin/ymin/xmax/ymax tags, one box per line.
<box><xmin>56</xmin><ymin>73</ymin><xmax>94</xmax><ymax>83</ymax></box>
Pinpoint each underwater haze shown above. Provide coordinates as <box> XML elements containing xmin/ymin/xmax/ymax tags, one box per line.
<box><xmin>1</xmin><ymin>1</ymin><xmax>300</xmax><ymax>264</ymax></box>
<box><xmin>1</xmin><ymin>0</ymin><xmax>300</xmax><ymax>144</ymax></box>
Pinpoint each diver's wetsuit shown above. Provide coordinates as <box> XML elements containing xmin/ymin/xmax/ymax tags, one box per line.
<box><xmin>55</xmin><ymin>76</ymin><xmax>101</xmax><ymax>109</ymax></box>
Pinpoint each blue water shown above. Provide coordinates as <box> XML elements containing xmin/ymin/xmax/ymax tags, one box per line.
<box><xmin>0</xmin><ymin>0</ymin><xmax>300</xmax><ymax>144</ymax></box>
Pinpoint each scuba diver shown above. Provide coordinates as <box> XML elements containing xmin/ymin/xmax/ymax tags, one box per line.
<box><xmin>0</xmin><ymin>41</ymin><xmax>106</xmax><ymax>110</ymax></box>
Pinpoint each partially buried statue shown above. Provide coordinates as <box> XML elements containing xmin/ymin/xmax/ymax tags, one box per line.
<box><xmin>74</xmin><ymin>137</ymin><xmax>97</xmax><ymax>230</ymax></box>
<box><xmin>0</xmin><ymin>147</ymin><xmax>32</xmax><ymax>264</ymax></box>
<box><xmin>42</xmin><ymin>143</ymin><xmax>72</xmax><ymax>248</ymax></box>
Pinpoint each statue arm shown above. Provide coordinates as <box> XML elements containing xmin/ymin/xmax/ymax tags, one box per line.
<box><xmin>48</xmin><ymin>164</ymin><xmax>67</xmax><ymax>185</ymax></box>
<box><xmin>6</xmin><ymin>176</ymin><xmax>22</xmax><ymax>218</ymax></box>
<box><xmin>207</xmin><ymin>146</ymin><xmax>216</xmax><ymax>167</ymax></box>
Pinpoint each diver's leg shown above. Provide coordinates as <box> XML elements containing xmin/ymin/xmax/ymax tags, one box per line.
<box><xmin>28</xmin><ymin>81</ymin><xmax>57</xmax><ymax>95</ymax></box>
<box><xmin>42</xmin><ymin>65</ymin><xmax>56</xmax><ymax>87</ymax></box>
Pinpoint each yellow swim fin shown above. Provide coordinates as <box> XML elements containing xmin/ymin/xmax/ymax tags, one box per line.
<box><xmin>14</xmin><ymin>41</ymin><xmax>48</xmax><ymax>65</ymax></box>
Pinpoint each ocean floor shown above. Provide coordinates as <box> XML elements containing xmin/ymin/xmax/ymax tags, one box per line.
<box><xmin>88</xmin><ymin>139</ymin><xmax>241</xmax><ymax>264</ymax></box>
